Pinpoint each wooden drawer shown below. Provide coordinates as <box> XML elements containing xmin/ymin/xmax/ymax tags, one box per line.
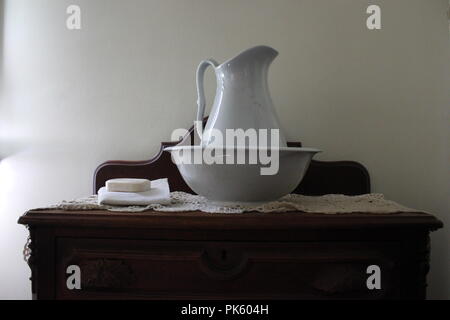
<box><xmin>56</xmin><ymin>238</ymin><xmax>400</xmax><ymax>299</ymax></box>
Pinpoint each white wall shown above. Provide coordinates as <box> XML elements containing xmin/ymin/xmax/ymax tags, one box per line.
<box><xmin>0</xmin><ymin>0</ymin><xmax>449</xmax><ymax>299</ymax></box>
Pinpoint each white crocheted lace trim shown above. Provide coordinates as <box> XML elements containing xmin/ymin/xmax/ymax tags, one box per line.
<box><xmin>34</xmin><ymin>192</ymin><xmax>420</xmax><ymax>214</ymax></box>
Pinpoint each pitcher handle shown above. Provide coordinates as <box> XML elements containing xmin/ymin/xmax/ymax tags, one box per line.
<box><xmin>196</xmin><ymin>59</ymin><xmax>219</xmax><ymax>124</ymax></box>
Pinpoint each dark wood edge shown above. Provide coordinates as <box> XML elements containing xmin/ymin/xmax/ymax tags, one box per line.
<box><xmin>313</xmin><ymin>160</ymin><xmax>370</xmax><ymax>182</ymax></box>
<box><xmin>18</xmin><ymin>210</ymin><xmax>443</xmax><ymax>231</ymax></box>
<box><xmin>286</xmin><ymin>142</ymin><xmax>371</xmax><ymax>193</ymax></box>
<box><xmin>302</xmin><ymin>159</ymin><xmax>371</xmax><ymax>192</ymax></box>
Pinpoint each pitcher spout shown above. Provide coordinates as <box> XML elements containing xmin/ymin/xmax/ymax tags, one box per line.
<box><xmin>218</xmin><ymin>45</ymin><xmax>278</xmax><ymax>69</ymax></box>
<box><xmin>250</xmin><ymin>45</ymin><xmax>279</xmax><ymax>59</ymax></box>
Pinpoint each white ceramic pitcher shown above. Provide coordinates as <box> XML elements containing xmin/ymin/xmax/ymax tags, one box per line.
<box><xmin>196</xmin><ymin>45</ymin><xmax>287</xmax><ymax>148</ymax></box>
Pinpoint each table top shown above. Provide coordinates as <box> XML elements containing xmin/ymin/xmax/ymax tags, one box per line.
<box><xmin>18</xmin><ymin>209</ymin><xmax>443</xmax><ymax>231</ymax></box>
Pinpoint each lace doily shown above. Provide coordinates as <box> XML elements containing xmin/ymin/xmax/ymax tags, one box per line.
<box><xmin>33</xmin><ymin>192</ymin><xmax>420</xmax><ymax>215</ymax></box>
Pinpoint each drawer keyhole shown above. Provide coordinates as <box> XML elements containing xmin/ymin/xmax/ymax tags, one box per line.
<box><xmin>221</xmin><ymin>250</ymin><xmax>227</xmax><ymax>261</ymax></box>
<box><xmin>200</xmin><ymin>247</ymin><xmax>248</xmax><ymax>280</ymax></box>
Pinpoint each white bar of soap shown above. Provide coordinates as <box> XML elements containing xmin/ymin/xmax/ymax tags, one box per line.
<box><xmin>106</xmin><ymin>178</ymin><xmax>151</xmax><ymax>193</ymax></box>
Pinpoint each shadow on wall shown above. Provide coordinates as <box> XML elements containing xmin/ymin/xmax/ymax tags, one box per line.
<box><xmin>0</xmin><ymin>0</ymin><xmax>5</xmax><ymax>160</ymax></box>
<box><xmin>0</xmin><ymin>0</ymin><xmax>3</xmax><ymax>80</ymax></box>
<box><xmin>0</xmin><ymin>0</ymin><xmax>6</xmax><ymax>159</ymax></box>
<box><xmin>0</xmin><ymin>0</ymin><xmax>20</xmax><ymax>160</ymax></box>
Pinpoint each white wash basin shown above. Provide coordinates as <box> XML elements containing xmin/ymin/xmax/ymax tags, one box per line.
<box><xmin>164</xmin><ymin>146</ymin><xmax>320</xmax><ymax>205</ymax></box>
